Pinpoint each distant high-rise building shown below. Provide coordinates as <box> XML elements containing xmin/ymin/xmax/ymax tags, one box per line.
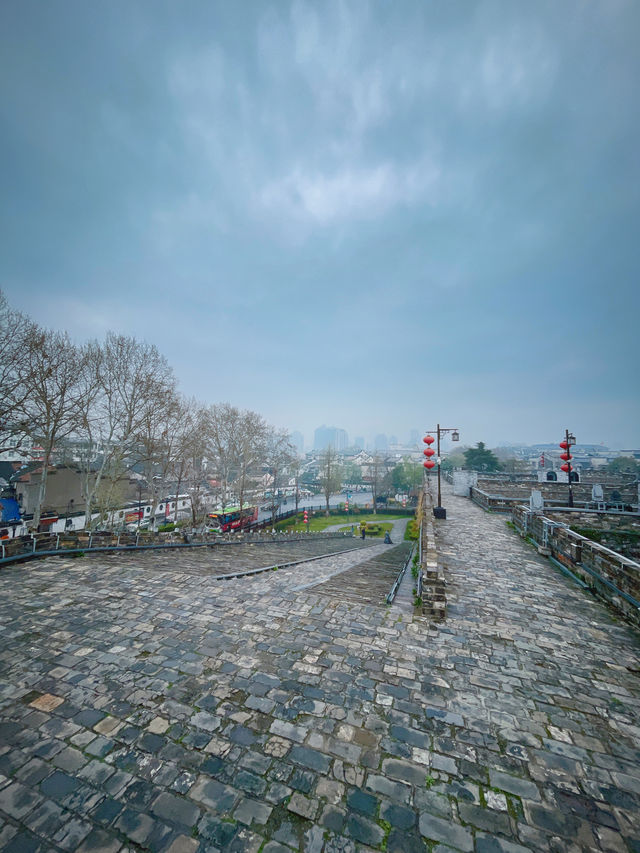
<box><xmin>290</xmin><ymin>431</ymin><xmax>304</xmax><ymax>455</ymax></box>
<box><xmin>374</xmin><ymin>433</ymin><xmax>388</xmax><ymax>452</ymax></box>
<box><xmin>354</xmin><ymin>436</ymin><xmax>364</xmax><ymax>450</ymax></box>
<box><xmin>314</xmin><ymin>425</ymin><xmax>348</xmax><ymax>452</ymax></box>
<box><xmin>409</xmin><ymin>429</ymin><xmax>419</xmax><ymax>446</ymax></box>
<box><xmin>389</xmin><ymin>435</ymin><xmax>398</xmax><ymax>446</ymax></box>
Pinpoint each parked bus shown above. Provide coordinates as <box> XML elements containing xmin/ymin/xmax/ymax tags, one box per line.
<box><xmin>206</xmin><ymin>505</ymin><xmax>258</xmax><ymax>533</ymax></box>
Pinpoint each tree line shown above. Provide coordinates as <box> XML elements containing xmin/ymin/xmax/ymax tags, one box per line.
<box><xmin>0</xmin><ymin>291</ymin><xmax>297</xmax><ymax>530</ymax></box>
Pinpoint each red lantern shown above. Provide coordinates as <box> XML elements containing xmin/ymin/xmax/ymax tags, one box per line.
<box><xmin>423</xmin><ymin>460</ymin><xmax>436</xmax><ymax>469</ymax></box>
<box><xmin>423</xmin><ymin>448</ymin><xmax>435</xmax><ymax>457</ymax></box>
<box><xmin>423</xmin><ymin>435</ymin><xmax>435</xmax><ymax>445</ymax></box>
<box><xmin>560</xmin><ymin>464</ymin><xmax>569</xmax><ymax>472</ymax></box>
<box><xmin>559</xmin><ymin>440</ymin><xmax>568</xmax><ymax>450</ymax></box>
<box><xmin>560</xmin><ymin>452</ymin><xmax>572</xmax><ymax>461</ymax></box>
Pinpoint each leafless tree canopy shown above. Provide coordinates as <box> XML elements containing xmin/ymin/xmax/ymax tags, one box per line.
<box><xmin>1</xmin><ymin>291</ymin><xmax>295</xmax><ymax>530</ymax></box>
<box><xmin>318</xmin><ymin>446</ymin><xmax>342</xmax><ymax>516</ymax></box>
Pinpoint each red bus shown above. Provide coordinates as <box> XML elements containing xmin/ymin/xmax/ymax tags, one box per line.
<box><xmin>206</xmin><ymin>505</ymin><xmax>258</xmax><ymax>533</ymax></box>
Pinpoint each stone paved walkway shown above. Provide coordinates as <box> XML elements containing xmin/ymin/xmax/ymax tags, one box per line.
<box><xmin>0</xmin><ymin>494</ymin><xmax>639</xmax><ymax>853</ymax></box>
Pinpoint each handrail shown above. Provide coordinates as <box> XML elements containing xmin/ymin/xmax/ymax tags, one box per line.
<box><xmin>511</xmin><ymin>504</ymin><xmax>640</xmax><ymax>625</ymax></box>
<box><xmin>0</xmin><ymin>529</ymin><xmax>356</xmax><ymax>569</ymax></box>
<box><xmin>386</xmin><ymin>544</ymin><xmax>415</xmax><ymax>604</ymax></box>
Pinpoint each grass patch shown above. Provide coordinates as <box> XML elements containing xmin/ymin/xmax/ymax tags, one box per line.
<box><xmin>273</xmin><ymin>513</ymin><xmax>405</xmax><ymax>534</ymax></box>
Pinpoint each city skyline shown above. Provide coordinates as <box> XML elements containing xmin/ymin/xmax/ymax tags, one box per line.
<box><xmin>2</xmin><ymin>2</ymin><xmax>639</xmax><ymax>448</ymax></box>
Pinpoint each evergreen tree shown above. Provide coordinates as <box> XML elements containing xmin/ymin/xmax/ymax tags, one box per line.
<box><xmin>464</xmin><ymin>442</ymin><xmax>501</xmax><ymax>472</ymax></box>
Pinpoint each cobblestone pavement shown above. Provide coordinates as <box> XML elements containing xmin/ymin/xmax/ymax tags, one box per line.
<box><xmin>1</xmin><ymin>494</ymin><xmax>639</xmax><ymax>853</ymax></box>
<box><xmin>62</xmin><ymin>536</ymin><xmax>373</xmax><ymax>579</ymax></box>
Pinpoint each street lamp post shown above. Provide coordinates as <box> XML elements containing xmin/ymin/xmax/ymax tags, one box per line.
<box><xmin>559</xmin><ymin>429</ymin><xmax>577</xmax><ymax>507</ymax></box>
<box><xmin>424</xmin><ymin>424</ymin><xmax>460</xmax><ymax>519</ymax></box>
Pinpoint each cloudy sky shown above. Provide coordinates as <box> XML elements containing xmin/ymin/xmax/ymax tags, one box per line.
<box><xmin>2</xmin><ymin>0</ymin><xmax>638</xmax><ymax>449</ymax></box>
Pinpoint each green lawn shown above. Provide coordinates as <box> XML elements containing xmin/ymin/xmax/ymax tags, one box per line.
<box><xmin>274</xmin><ymin>512</ymin><xmax>407</xmax><ymax>534</ymax></box>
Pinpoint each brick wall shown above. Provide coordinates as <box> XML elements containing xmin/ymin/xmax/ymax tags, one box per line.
<box><xmin>477</xmin><ymin>479</ymin><xmax>637</xmax><ymax>503</ymax></box>
<box><xmin>512</xmin><ymin>505</ymin><xmax>640</xmax><ymax>627</ymax></box>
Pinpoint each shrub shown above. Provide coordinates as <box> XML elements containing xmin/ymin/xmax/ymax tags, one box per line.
<box><xmin>405</xmin><ymin>519</ymin><xmax>419</xmax><ymax>541</ymax></box>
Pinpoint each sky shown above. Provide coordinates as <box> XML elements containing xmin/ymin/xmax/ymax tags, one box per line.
<box><xmin>1</xmin><ymin>0</ymin><xmax>639</xmax><ymax>450</ymax></box>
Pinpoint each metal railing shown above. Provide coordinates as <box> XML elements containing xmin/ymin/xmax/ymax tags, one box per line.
<box><xmin>511</xmin><ymin>504</ymin><xmax>640</xmax><ymax>626</ymax></box>
<box><xmin>0</xmin><ymin>526</ymin><xmax>356</xmax><ymax>568</ymax></box>
<box><xmin>386</xmin><ymin>544</ymin><xmax>416</xmax><ymax>604</ymax></box>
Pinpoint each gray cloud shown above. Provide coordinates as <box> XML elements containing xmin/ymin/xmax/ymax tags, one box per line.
<box><xmin>1</xmin><ymin>0</ymin><xmax>639</xmax><ymax>446</ymax></box>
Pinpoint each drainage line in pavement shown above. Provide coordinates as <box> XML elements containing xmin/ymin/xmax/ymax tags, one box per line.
<box><xmin>214</xmin><ymin>544</ymin><xmax>377</xmax><ymax>581</ymax></box>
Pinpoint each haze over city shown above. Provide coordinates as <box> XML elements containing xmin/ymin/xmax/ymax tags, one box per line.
<box><xmin>2</xmin><ymin>1</ymin><xmax>639</xmax><ymax>447</ymax></box>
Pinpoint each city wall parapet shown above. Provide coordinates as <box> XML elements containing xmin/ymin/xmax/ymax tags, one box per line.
<box><xmin>512</xmin><ymin>504</ymin><xmax>640</xmax><ymax>628</ymax></box>
<box><xmin>419</xmin><ymin>485</ymin><xmax>446</xmax><ymax>621</ymax></box>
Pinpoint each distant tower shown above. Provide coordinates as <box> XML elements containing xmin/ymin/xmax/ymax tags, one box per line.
<box><xmin>335</xmin><ymin>429</ymin><xmax>348</xmax><ymax>451</ymax></box>
<box><xmin>374</xmin><ymin>434</ymin><xmax>388</xmax><ymax>452</ymax></box>
<box><xmin>314</xmin><ymin>426</ymin><xmax>331</xmax><ymax>451</ymax></box>
<box><xmin>354</xmin><ymin>436</ymin><xmax>365</xmax><ymax>451</ymax></box>
<box><xmin>409</xmin><ymin>429</ymin><xmax>419</xmax><ymax>446</ymax></box>
<box><xmin>314</xmin><ymin>426</ymin><xmax>348</xmax><ymax>452</ymax></box>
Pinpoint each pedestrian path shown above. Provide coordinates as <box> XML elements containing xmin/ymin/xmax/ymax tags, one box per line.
<box><xmin>0</xmin><ymin>492</ymin><xmax>639</xmax><ymax>852</ymax></box>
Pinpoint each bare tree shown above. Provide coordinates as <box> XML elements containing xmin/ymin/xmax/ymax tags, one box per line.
<box><xmin>233</xmin><ymin>409</ymin><xmax>269</xmax><ymax>513</ymax></box>
<box><xmin>318</xmin><ymin>446</ymin><xmax>342</xmax><ymax>516</ymax></box>
<box><xmin>367</xmin><ymin>454</ymin><xmax>388</xmax><ymax>514</ymax></box>
<box><xmin>289</xmin><ymin>455</ymin><xmax>302</xmax><ymax>515</ymax></box>
<box><xmin>204</xmin><ymin>404</ymin><xmax>268</xmax><ymax>513</ymax></box>
<box><xmin>167</xmin><ymin>397</ymin><xmax>206</xmax><ymax>525</ymax></box>
<box><xmin>0</xmin><ymin>291</ymin><xmax>39</xmax><ymax>454</ymax></box>
<box><xmin>75</xmin><ymin>333</ymin><xmax>177</xmax><ymax>529</ymax></box>
<box><xmin>204</xmin><ymin>403</ymin><xmax>239</xmax><ymax>510</ymax></box>
<box><xmin>16</xmin><ymin>328</ymin><xmax>85</xmax><ymax>530</ymax></box>
<box><xmin>182</xmin><ymin>404</ymin><xmax>209</xmax><ymax>525</ymax></box>
<box><xmin>264</xmin><ymin>427</ymin><xmax>295</xmax><ymax>525</ymax></box>
<box><xmin>130</xmin><ymin>384</ymin><xmax>180</xmax><ymax>530</ymax></box>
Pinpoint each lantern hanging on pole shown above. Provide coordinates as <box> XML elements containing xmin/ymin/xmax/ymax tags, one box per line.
<box><xmin>560</xmin><ymin>464</ymin><xmax>570</xmax><ymax>473</ymax></box>
<box><xmin>423</xmin><ymin>435</ymin><xmax>435</xmax><ymax>445</ymax></box>
<box><xmin>424</xmin><ymin>460</ymin><xmax>436</xmax><ymax>469</ymax></box>
<box><xmin>423</xmin><ymin>448</ymin><xmax>435</xmax><ymax>457</ymax></box>
<box><xmin>559</xmin><ymin>440</ymin><xmax>568</xmax><ymax>450</ymax></box>
<box><xmin>560</xmin><ymin>452</ymin><xmax>572</xmax><ymax>461</ymax></box>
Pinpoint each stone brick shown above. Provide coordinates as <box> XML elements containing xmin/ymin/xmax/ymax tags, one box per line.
<box><xmin>287</xmin><ymin>792</ymin><xmax>318</xmax><ymax>820</ymax></box>
<box><xmin>419</xmin><ymin>813</ymin><xmax>473</xmax><ymax>851</ymax></box>
<box><xmin>489</xmin><ymin>770</ymin><xmax>540</xmax><ymax>802</ymax></box>
<box><xmin>151</xmin><ymin>791</ymin><xmax>200</xmax><ymax>827</ymax></box>
<box><xmin>345</xmin><ymin>812</ymin><xmax>384</xmax><ymax>847</ymax></box>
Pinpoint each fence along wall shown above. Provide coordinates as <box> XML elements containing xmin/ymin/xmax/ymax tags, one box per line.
<box><xmin>475</xmin><ymin>479</ymin><xmax>638</xmax><ymax>504</ymax></box>
<box><xmin>470</xmin><ymin>481</ymin><xmax>638</xmax><ymax>514</ymax></box>
<box><xmin>512</xmin><ymin>504</ymin><xmax>640</xmax><ymax>628</ymax></box>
